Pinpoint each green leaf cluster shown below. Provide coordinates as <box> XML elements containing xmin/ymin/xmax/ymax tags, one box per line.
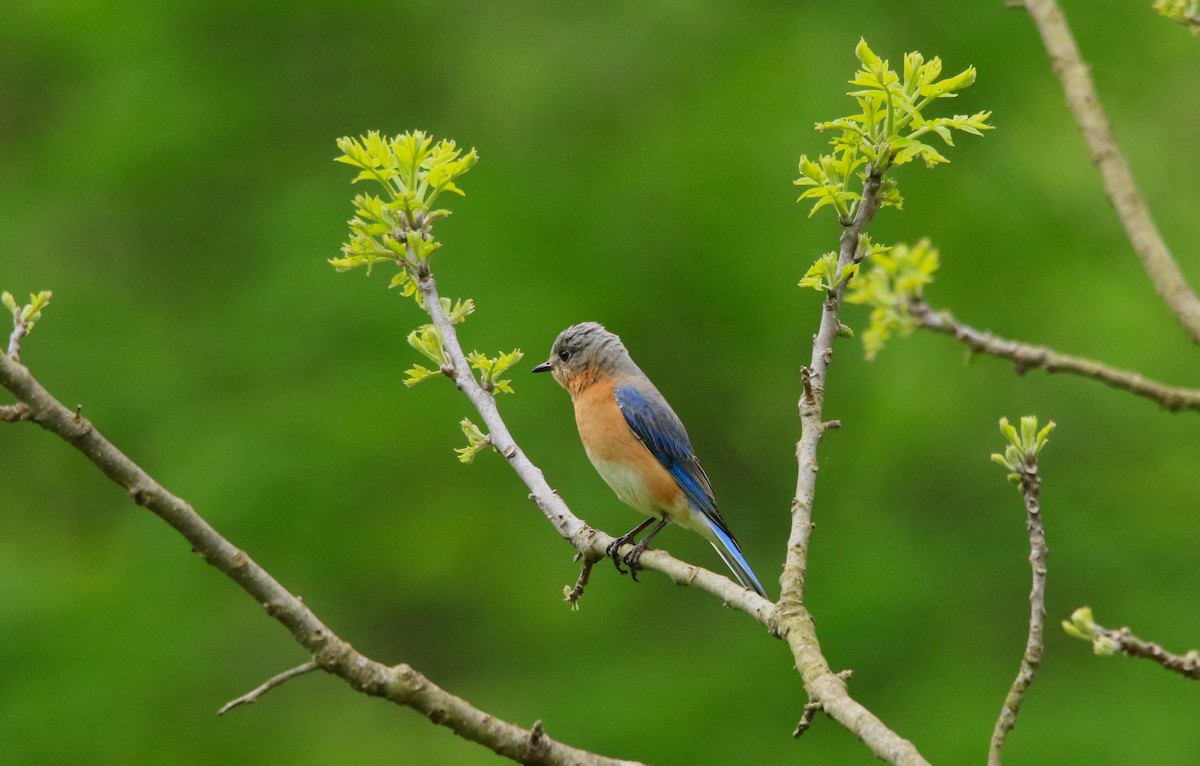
<box><xmin>1061</xmin><ymin>607</ymin><xmax>1120</xmax><ymax>655</ymax></box>
<box><xmin>844</xmin><ymin>238</ymin><xmax>939</xmax><ymax>359</ymax></box>
<box><xmin>798</xmin><ymin>253</ymin><xmax>858</xmax><ymax>293</ymax></box>
<box><xmin>799</xmin><ymin>233</ymin><xmax>893</xmax><ymax>294</ymax></box>
<box><xmin>990</xmin><ymin>415</ymin><xmax>1055</xmax><ymax>484</ymax></box>
<box><xmin>466</xmin><ymin>349</ymin><xmax>523</xmax><ymax>395</ymax></box>
<box><xmin>2</xmin><ymin>290</ymin><xmax>53</xmax><ymax>339</ymax></box>
<box><xmin>404</xmin><ymin>324</ymin><xmax>448</xmax><ymax>388</ymax></box>
<box><xmin>795</xmin><ymin>39</ymin><xmax>992</xmax><ymax>221</ymax></box>
<box><xmin>1154</xmin><ymin>0</ymin><xmax>1200</xmax><ymax>33</ymax></box>
<box><xmin>401</xmin><ymin>299</ymin><xmax>477</xmax><ymax>389</ymax></box>
<box><xmin>454</xmin><ymin>417</ymin><xmax>492</xmax><ymax>464</ymax></box>
<box><xmin>331</xmin><ymin>130</ymin><xmax>478</xmax><ymax>293</ymax></box>
<box><xmin>331</xmin><ymin>131</ymin><xmax>520</xmax><ymax>398</ymax></box>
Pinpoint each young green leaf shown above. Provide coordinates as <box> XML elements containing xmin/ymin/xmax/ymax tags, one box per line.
<box><xmin>844</xmin><ymin>238</ymin><xmax>939</xmax><ymax>359</ymax></box>
<box><xmin>454</xmin><ymin>418</ymin><xmax>492</xmax><ymax>463</ymax></box>
<box><xmin>796</xmin><ymin>40</ymin><xmax>992</xmax><ymax>220</ymax></box>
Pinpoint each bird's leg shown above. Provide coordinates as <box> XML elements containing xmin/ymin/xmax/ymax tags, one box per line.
<box><xmin>623</xmin><ymin>518</ymin><xmax>670</xmax><ymax>582</ymax></box>
<box><xmin>605</xmin><ymin>517</ymin><xmax>656</xmax><ymax>575</ymax></box>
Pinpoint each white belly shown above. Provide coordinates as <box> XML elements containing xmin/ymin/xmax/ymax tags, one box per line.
<box><xmin>590</xmin><ymin>457</ymin><xmax>697</xmax><ymax>525</ymax></box>
<box><xmin>592</xmin><ymin>459</ymin><xmax>661</xmax><ymax>516</ymax></box>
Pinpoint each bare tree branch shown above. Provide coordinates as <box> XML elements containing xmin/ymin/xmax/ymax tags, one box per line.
<box><xmin>910</xmin><ymin>300</ymin><xmax>1200</xmax><ymax>412</ymax></box>
<box><xmin>1064</xmin><ymin>607</ymin><xmax>1200</xmax><ymax>680</ymax></box>
<box><xmin>415</xmin><ymin>265</ymin><xmax>777</xmax><ymax>623</ymax></box>
<box><xmin>218</xmin><ymin>660</ymin><xmax>319</xmax><ymax>715</ymax></box>
<box><xmin>776</xmin><ymin>168</ymin><xmax>932</xmax><ymax>766</ymax></box>
<box><xmin>989</xmin><ymin>446</ymin><xmax>1049</xmax><ymax>765</ymax></box>
<box><xmin>0</xmin><ymin>351</ymin><xmax>642</xmax><ymax>766</ymax></box>
<box><xmin>1019</xmin><ymin>0</ymin><xmax>1200</xmax><ymax>344</ymax></box>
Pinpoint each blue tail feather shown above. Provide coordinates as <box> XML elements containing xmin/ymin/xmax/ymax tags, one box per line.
<box><xmin>705</xmin><ymin>520</ymin><xmax>767</xmax><ymax>598</ymax></box>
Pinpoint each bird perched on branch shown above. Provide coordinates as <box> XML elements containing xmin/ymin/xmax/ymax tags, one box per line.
<box><xmin>533</xmin><ymin>322</ymin><xmax>767</xmax><ymax>597</ymax></box>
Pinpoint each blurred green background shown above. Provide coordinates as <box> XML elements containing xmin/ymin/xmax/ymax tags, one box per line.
<box><xmin>2</xmin><ymin>1</ymin><xmax>1198</xmax><ymax>763</ymax></box>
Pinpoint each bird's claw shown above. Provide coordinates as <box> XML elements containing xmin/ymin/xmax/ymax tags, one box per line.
<box><xmin>623</xmin><ymin>546</ymin><xmax>646</xmax><ymax>582</ymax></box>
<box><xmin>605</xmin><ymin>538</ymin><xmax>630</xmax><ymax>575</ymax></box>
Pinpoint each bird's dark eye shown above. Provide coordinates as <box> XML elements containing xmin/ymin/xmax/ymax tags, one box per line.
<box><xmin>558</xmin><ymin>350</ymin><xmax>570</xmax><ymax>361</ymax></box>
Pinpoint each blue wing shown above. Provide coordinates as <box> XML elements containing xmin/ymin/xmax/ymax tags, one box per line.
<box><xmin>614</xmin><ymin>382</ymin><xmax>767</xmax><ymax>597</ymax></box>
<box><xmin>613</xmin><ymin>383</ymin><xmax>726</xmax><ymax>531</ymax></box>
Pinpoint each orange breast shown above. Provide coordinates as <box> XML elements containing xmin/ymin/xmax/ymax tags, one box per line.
<box><xmin>572</xmin><ymin>378</ymin><xmax>687</xmax><ymax>518</ymax></box>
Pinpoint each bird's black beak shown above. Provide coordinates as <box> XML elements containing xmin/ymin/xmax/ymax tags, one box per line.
<box><xmin>531</xmin><ymin>361</ymin><xmax>553</xmax><ymax>373</ymax></box>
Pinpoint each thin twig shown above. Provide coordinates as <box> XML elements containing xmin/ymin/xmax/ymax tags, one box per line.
<box><xmin>792</xmin><ymin>702</ymin><xmax>822</xmax><ymax>738</ymax></box>
<box><xmin>775</xmin><ymin>167</ymin><xmax>932</xmax><ymax>766</ymax></box>
<box><xmin>0</xmin><ymin>352</ymin><xmax>642</xmax><ymax>766</ymax></box>
<box><xmin>988</xmin><ymin>456</ymin><xmax>1049</xmax><ymax>765</ymax></box>
<box><xmin>218</xmin><ymin>660</ymin><xmax>319</xmax><ymax>715</ymax></box>
<box><xmin>1021</xmin><ymin>0</ymin><xmax>1200</xmax><ymax>343</ymax></box>
<box><xmin>1100</xmin><ymin>627</ymin><xmax>1200</xmax><ymax>679</ymax></box>
<box><xmin>910</xmin><ymin>300</ymin><xmax>1200</xmax><ymax>412</ymax></box>
<box><xmin>563</xmin><ymin>556</ymin><xmax>597</xmax><ymax>610</ymax></box>
<box><xmin>1065</xmin><ymin>607</ymin><xmax>1200</xmax><ymax>680</ymax></box>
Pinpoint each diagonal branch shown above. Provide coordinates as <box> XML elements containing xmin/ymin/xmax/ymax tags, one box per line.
<box><xmin>989</xmin><ymin>451</ymin><xmax>1049</xmax><ymax>765</ymax></box>
<box><xmin>776</xmin><ymin>168</ymin><xmax>932</xmax><ymax>766</ymax></box>
<box><xmin>0</xmin><ymin>351</ymin><xmax>642</xmax><ymax>766</ymax></box>
<box><xmin>415</xmin><ymin>265</ymin><xmax>776</xmax><ymax>623</ymax></box>
<box><xmin>910</xmin><ymin>300</ymin><xmax>1200</xmax><ymax>412</ymax></box>
<box><xmin>1020</xmin><ymin>0</ymin><xmax>1200</xmax><ymax>344</ymax></box>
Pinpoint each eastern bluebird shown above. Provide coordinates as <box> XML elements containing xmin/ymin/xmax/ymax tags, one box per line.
<box><xmin>533</xmin><ymin>322</ymin><xmax>767</xmax><ymax>597</ymax></box>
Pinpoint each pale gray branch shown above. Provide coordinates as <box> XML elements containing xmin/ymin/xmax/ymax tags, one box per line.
<box><xmin>776</xmin><ymin>167</ymin><xmax>932</xmax><ymax>766</ymax></box>
<box><xmin>416</xmin><ymin>267</ymin><xmax>777</xmax><ymax>623</ymax></box>
<box><xmin>910</xmin><ymin>301</ymin><xmax>1200</xmax><ymax>412</ymax></box>
<box><xmin>1020</xmin><ymin>0</ymin><xmax>1200</xmax><ymax>343</ymax></box>
<box><xmin>988</xmin><ymin>457</ymin><xmax>1049</xmax><ymax>765</ymax></box>
<box><xmin>0</xmin><ymin>351</ymin><xmax>642</xmax><ymax>766</ymax></box>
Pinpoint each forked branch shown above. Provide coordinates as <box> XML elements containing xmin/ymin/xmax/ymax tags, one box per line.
<box><xmin>0</xmin><ymin>352</ymin><xmax>641</xmax><ymax>766</ymax></box>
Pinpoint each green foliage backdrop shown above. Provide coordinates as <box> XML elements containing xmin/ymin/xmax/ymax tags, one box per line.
<box><xmin>2</xmin><ymin>1</ymin><xmax>1198</xmax><ymax>763</ymax></box>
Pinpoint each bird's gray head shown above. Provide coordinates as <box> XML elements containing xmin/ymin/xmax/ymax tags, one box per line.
<box><xmin>531</xmin><ymin>322</ymin><xmax>633</xmax><ymax>390</ymax></box>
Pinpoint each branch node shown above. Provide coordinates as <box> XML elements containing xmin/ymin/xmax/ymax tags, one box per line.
<box><xmin>0</xmin><ymin>401</ymin><xmax>30</xmax><ymax>422</ymax></box>
<box><xmin>128</xmin><ymin>485</ymin><xmax>150</xmax><ymax>506</ymax></box>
